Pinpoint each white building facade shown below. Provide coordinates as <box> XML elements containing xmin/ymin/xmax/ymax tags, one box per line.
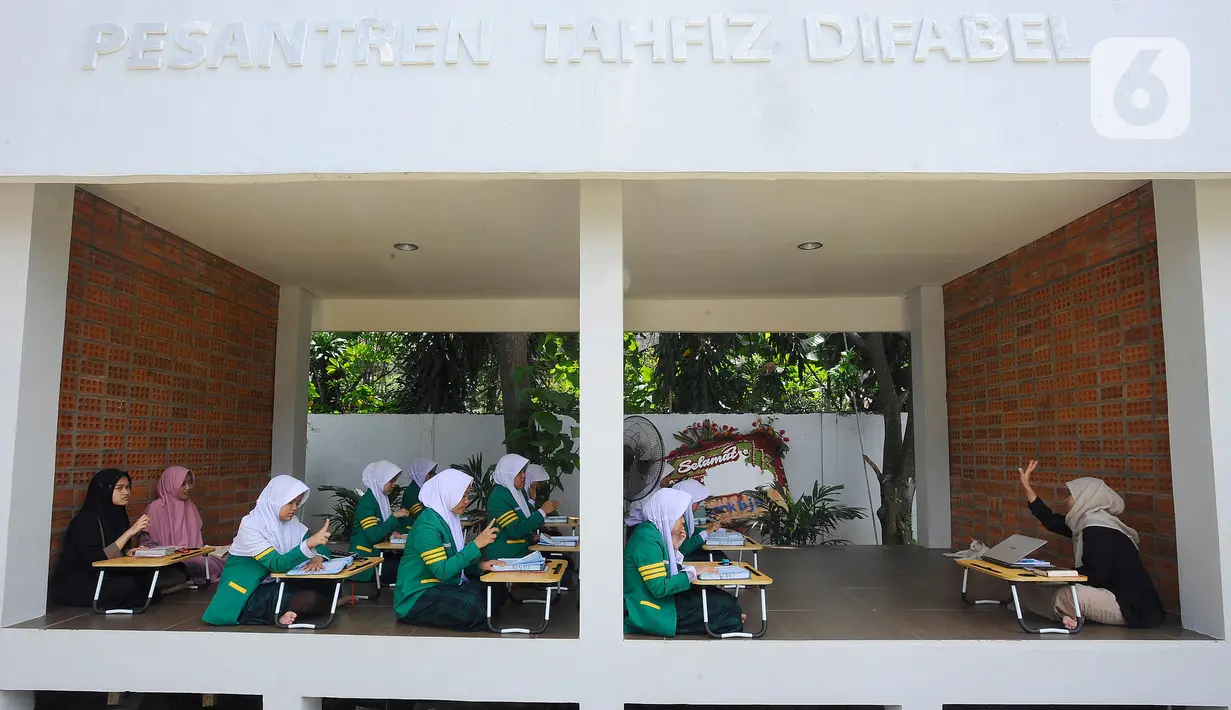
<box><xmin>2</xmin><ymin>1</ymin><xmax>1231</xmax><ymax>708</ymax></box>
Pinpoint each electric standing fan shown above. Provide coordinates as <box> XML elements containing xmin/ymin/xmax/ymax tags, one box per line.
<box><xmin>623</xmin><ymin>415</ymin><xmax>666</xmax><ymax>503</ymax></box>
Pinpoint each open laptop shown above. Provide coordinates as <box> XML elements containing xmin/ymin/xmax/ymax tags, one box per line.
<box><xmin>982</xmin><ymin>534</ymin><xmax>1047</xmax><ymax>566</ymax></box>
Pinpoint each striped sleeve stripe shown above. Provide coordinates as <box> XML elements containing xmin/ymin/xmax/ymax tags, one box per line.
<box><xmin>641</xmin><ymin>571</ymin><xmax>667</xmax><ymax>581</ymax></box>
<box><xmin>360</xmin><ymin>516</ymin><xmax>379</xmax><ymax>523</ymax></box>
<box><xmin>360</xmin><ymin>521</ymin><xmax>378</xmax><ymax>530</ymax></box>
<box><xmin>254</xmin><ymin>547</ymin><xmax>275</xmax><ymax>561</ymax></box>
<box><xmin>410</xmin><ymin>504</ymin><xmax>423</xmax><ymax>513</ymax></box>
<box><xmin>637</xmin><ymin>562</ymin><xmax>666</xmax><ymax>573</ymax></box>
<box><xmin>419</xmin><ymin>546</ymin><xmax>445</xmax><ymax>559</ymax></box>
<box><xmin>497</xmin><ymin>512</ymin><xmax>518</xmax><ymax>525</ymax></box>
<box><xmin>421</xmin><ymin>553</ymin><xmax>447</xmax><ymax>565</ymax></box>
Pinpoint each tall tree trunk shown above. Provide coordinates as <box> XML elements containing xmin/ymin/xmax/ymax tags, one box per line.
<box><xmin>498</xmin><ymin>332</ymin><xmax>532</xmax><ymax>455</ymax></box>
<box><xmin>851</xmin><ymin>332</ymin><xmax>915</xmax><ymax>545</ymax></box>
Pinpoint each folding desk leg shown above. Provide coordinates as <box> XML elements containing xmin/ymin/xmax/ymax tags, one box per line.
<box><xmin>92</xmin><ymin>570</ymin><xmax>108</xmax><ymax>614</ymax></box>
<box><xmin>1009</xmin><ymin>583</ymin><xmax>1083</xmax><ymax>634</ymax></box>
<box><xmin>701</xmin><ymin>588</ymin><xmax>757</xmax><ymax>640</ymax></box>
<box><xmin>960</xmin><ymin>568</ymin><xmax>1005</xmax><ymax>605</ymax></box>
<box><xmin>486</xmin><ymin>584</ymin><xmax>534</xmax><ymax>634</ymax></box>
<box><xmin>135</xmin><ymin>569</ymin><xmax>160</xmax><ymax>614</ymax></box>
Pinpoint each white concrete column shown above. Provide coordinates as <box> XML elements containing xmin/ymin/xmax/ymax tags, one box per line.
<box><xmin>271</xmin><ymin>287</ymin><xmax>314</xmax><ymax>480</ymax></box>
<box><xmin>908</xmin><ymin>285</ymin><xmax>951</xmax><ymax>549</ymax></box>
<box><xmin>1156</xmin><ymin>179</ymin><xmax>1231</xmax><ymax>637</ymax></box>
<box><xmin>0</xmin><ymin>184</ymin><xmax>73</xmax><ymax>626</ymax></box>
<box><xmin>577</xmin><ymin>181</ymin><xmax>624</xmax><ymax>642</ymax></box>
<box><xmin>262</xmin><ymin>695</ymin><xmax>320</xmax><ymax>710</ymax></box>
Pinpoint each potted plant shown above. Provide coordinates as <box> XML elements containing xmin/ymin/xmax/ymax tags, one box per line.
<box><xmin>734</xmin><ymin>481</ymin><xmax>867</xmax><ymax>546</ymax></box>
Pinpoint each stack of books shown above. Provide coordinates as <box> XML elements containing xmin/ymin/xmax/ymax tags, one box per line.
<box><xmin>544</xmin><ymin>515</ymin><xmax>570</xmax><ymax>524</ymax></box>
<box><xmin>492</xmin><ymin>551</ymin><xmax>546</xmax><ymax>572</ymax></box>
<box><xmin>537</xmin><ymin>533</ymin><xmax>579</xmax><ymax>547</ymax></box>
<box><xmin>133</xmin><ymin>546</ymin><xmax>184</xmax><ymax>558</ymax></box>
<box><xmin>698</xmin><ymin>565</ymin><xmax>751</xmax><ymax>581</ymax></box>
<box><xmin>707</xmin><ymin>531</ymin><xmax>745</xmax><ymax>547</ymax></box>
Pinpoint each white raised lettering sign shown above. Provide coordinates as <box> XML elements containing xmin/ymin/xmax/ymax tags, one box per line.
<box><xmin>80</xmin><ymin>14</ymin><xmax>1092</xmax><ymax>70</ymax></box>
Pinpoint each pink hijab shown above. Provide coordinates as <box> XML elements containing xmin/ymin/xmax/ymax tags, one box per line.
<box><xmin>145</xmin><ymin>466</ymin><xmax>204</xmax><ymax>547</ymax></box>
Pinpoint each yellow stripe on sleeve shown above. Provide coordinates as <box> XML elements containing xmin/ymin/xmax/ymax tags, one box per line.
<box><xmin>639</xmin><ymin>600</ymin><xmax>661</xmax><ymax>610</ymax></box>
<box><xmin>254</xmin><ymin>547</ymin><xmax>275</xmax><ymax>561</ymax></box>
<box><xmin>498</xmin><ymin>511</ymin><xmax>518</xmax><ymax>524</ymax></box>
<box><xmin>360</xmin><ymin>517</ymin><xmax>379</xmax><ymax>524</ymax></box>
<box><xmin>421</xmin><ymin>578</ymin><xmax>440</xmax><ymax>584</ymax></box>
<box><xmin>637</xmin><ymin>562</ymin><xmax>666</xmax><ymax>573</ymax></box>
<box><xmin>419</xmin><ymin>546</ymin><xmax>445</xmax><ymax>559</ymax></box>
<box><xmin>228</xmin><ymin>581</ymin><xmax>248</xmax><ymax>595</ymax></box>
<box><xmin>641</xmin><ymin>570</ymin><xmax>667</xmax><ymax>581</ymax></box>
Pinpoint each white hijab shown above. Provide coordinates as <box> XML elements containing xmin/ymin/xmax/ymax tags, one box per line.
<box><xmin>624</xmin><ymin>463</ymin><xmax>675</xmax><ymax>527</ymax></box>
<box><xmin>230</xmin><ymin>475</ymin><xmax>310</xmax><ymax>557</ymax></box>
<box><xmin>1064</xmin><ymin>477</ymin><xmax>1139</xmax><ymax>564</ymax></box>
<box><xmin>672</xmin><ymin>479</ymin><xmax>710</xmax><ymax>536</ymax></box>
<box><xmin>641</xmin><ymin>487</ymin><xmax>693</xmax><ymax>576</ymax></box>
<box><xmin>524</xmin><ymin>464</ymin><xmax>549</xmax><ymax>502</ymax></box>
<box><xmin>361</xmin><ymin>460</ymin><xmax>402</xmax><ymax>521</ymax></box>
<box><xmin>407</xmin><ymin>458</ymin><xmax>437</xmax><ymax>489</ymax></box>
<box><xmin>494</xmin><ymin>453</ymin><xmax>531</xmax><ymax>517</ymax></box>
<box><xmin>419</xmin><ymin>468</ymin><xmax>472</xmax><ymax>562</ymax></box>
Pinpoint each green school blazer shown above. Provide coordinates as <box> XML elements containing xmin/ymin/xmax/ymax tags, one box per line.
<box><xmin>202</xmin><ymin>533</ymin><xmax>331</xmax><ymax>626</ymax></box>
<box><xmin>348</xmin><ymin>490</ymin><xmax>403</xmax><ymax>581</ymax></box>
<box><xmin>624</xmin><ymin>521</ymin><xmax>691</xmax><ymax>637</ymax></box>
<box><xmin>680</xmin><ymin>530</ymin><xmax>706</xmax><ymax>556</ymax></box>
<box><xmin>481</xmin><ymin>486</ymin><xmax>544</xmax><ymax>560</ymax></box>
<box><xmin>399</xmin><ymin>482</ymin><xmax>425</xmax><ymax>534</ymax></box>
<box><xmin>393</xmin><ymin>508</ymin><xmax>483</xmax><ymax>618</ymax></box>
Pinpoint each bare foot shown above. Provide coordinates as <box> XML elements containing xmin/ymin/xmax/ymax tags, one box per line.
<box><xmin>278</xmin><ymin>611</ymin><xmax>297</xmax><ymax>626</ymax></box>
<box><xmin>337</xmin><ymin>595</ymin><xmax>358</xmax><ymax>608</ymax></box>
<box><xmin>741</xmin><ymin>613</ymin><xmax>748</xmax><ymax>624</ymax></box>
<box><xmin>1062</xmin><ymin>615</ymin><xmax>1078</xmax><ymax>630</ymax></box>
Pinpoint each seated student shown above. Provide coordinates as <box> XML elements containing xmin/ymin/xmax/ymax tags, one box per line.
<box><xmin>349</xmin><ymin>460</ymin><xmax>410</xmax><ymax>584</ymax></box>
<box><xmin>140</xmin><ymin>465</ymin><xmax>223</xmax><ymax>587</ymax></box>
<box><xmin>523</xmin><ymin>463</ymin><xmax>550</xmax><ymax>510</ymax></box>
<box><xmin>52</xmin><ymin>468</ymin><xmax>187</xmax><ymax>609</ymax></box>
<box><xmin>484</xmin><ymin>454</ymin><xmax>561</xmax><ymax>564</ymax></box>
<box><xmin>671</xmin><ymin>479</ymin><xmax>731</xmax><ymax>562</ymax></box>
<box><xmin>203</xmin><ymin>476</ymin><xmax>339</xmax><ymax>627</ymax></box>
<box><xmin>399</xmin><ymin>458</ymin><xmax>438</xmax><ymax>532</ymax></box>
<box><xmin>624</xmin><ymin>488</ymin><xmax>744</xmax><ymax>637</ymax></box>
<box><xmin>394</xmin><ymin>468</ymin><xmax>501</xmax><ymax>630</ymax></box>
<box><xmin>1018</xmin><ymin>460</ymin><xmax>1166</xmax><ymax>629</ymax></box>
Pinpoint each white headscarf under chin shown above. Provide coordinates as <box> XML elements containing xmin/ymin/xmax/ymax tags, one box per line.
<box><xmin>494</xmin><ymin>453</ymin><xmax>531</xmax><ymax>516</ymax></box>
<box><xmin>361</xmin><ymin>460</ymin><xmax>402</xmax><ymax>521</ymax></box>
<box><xmin>407</xmin><ymin>458</ymin><xmax>437</xmax><ymax>489</ymax></box>
<box><xmin>672</xmin><ymin>479</ymin><xmax>710</xmax><ymax>536</ymax></box>
<box><xmin>524</xmin><ymin>464</ymin><xmax>549</xmax><ymax>502</ymax></box>
<box><xmin>231</xmin><ymin>475</ymin><xmax>310</xmax><ymax>557</ymax></box>
<box><xmin>641</xmin><ymin>487</ymin><xmax>693</xmax><ymax>576</ymax></box>
<box><xmin>418</xmin><ymin>468</ymin><xmax>473</xmax><ymax>571</ymax></box>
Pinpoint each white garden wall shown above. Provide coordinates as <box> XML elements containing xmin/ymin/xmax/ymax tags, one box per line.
<box><xmin>305</xmin><ymin>412</ymin><xmax>912</xmax><ymax>545</ymax></box>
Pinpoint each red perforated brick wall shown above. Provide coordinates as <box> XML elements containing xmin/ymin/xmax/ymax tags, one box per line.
<box><xmin>51</xmin><ymin>188</ymin><xmax>279</xmax><ymax>562</ymax></box>
<box><xmin>944</xmin><ymin>183</ymin><xmax>1178</xmax><ymax>612</ymax></box>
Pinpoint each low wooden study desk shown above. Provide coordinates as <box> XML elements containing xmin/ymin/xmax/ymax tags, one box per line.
<box><xmin>480</xmin><ymin>559</ymin><xmax>569</xmax><ymax>634</ymax></box>
<box><xmin>372</xmin><ymin>540</ymin><xmax>407</xmax><ymax>593</ymax></box>
<box><xmin>91</xmin><ymin>546</ymin><xmax>215</xmax><ymax>614</ymax></box>
<box><xmin>543</xmin><ymin>516</ymin><xmax>580</xmax><ymax>536</ymax></box>
<box><xmin>703</xmin><ymin>534</ymin><xmax>764</xmax><ymax>567</ymax></box>
<box><xmin>269</xmin><ymin>555</ymin><xmax>383</xmax><ymax>630</ymax></box>
<box><xmin>956</xmin><ymin>558</ymin><xmax>1089</xmax><ymax>634</ymax></box>
<box><xmin>690</xmin><ymin>561</ymin><xmax>772</xmax><ymax>639</ymax></box>
<box><xmin>529</xmin><ymin>542</ymin><xmax>580</xmax><ymax>554</ymax></box>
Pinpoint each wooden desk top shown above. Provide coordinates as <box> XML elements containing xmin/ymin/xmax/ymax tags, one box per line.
<box><xmin>375</xmin><ymin>541</ymin><xmax>405</xmax><ymax>551</ymax></box>
<box><xmin>702</xmin><ymin>534</ymin><xmax>764</xmax><ymax>551</ymax></box>
<box><xmin>529</xmin><ymin>543</ymin><xmax>579</xmax><ymax>554</ymax></box>
<box><xmin>956</xmin><ymin>558</ymin><xmax>1088</xmax><ymax>583</ymax></box>
<box><xmin>481</xmin><ymin>558</ymin><xmax>568</xmax><ymax>584</ymax></box>
<box><xmin>270</xmin><ymin>554</ymin><xmax>384</xmax><ymax>580</ymax></box>
<box><xmin>690</xmin><ymin>561</ymin><xmax>773</xmax><ymax>586</ymax></box>
<box><xmin>543</xmin><ymin>516</ymin><xmax>579</xmax><ymax>525</ymax></box>
<box><xmin>461</xmin><ymin>518</ymin><xmax>483</xmax><ymax>528</ymax></box>
<box><xmin>93</xmin><ymin>546</ymin><xmax>215</xmax><ymax>569</ymax></box>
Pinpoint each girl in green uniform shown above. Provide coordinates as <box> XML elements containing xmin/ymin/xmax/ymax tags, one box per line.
<box><xmin>394</xmin><ymin>468</ymin><xmax>501</xmax><ymax>630</ymax></box>
<box><xmin>203</xmin><ymin>475</ymin><xmax>339</xmax><ymax>626</ymax></box>
<box><xmin>671</xmin><ymin>479</ymin><xmax>730</xmax><ymax>562</ymax></box>
<box><xmin>483</xmin><ymin>454</ymin><xmax>561</xmax><ymax>563</ymax></box>
<box><xmin>349</xmin><ymin>460</ymin><xmax>410</xmax><ymax>584</ymax></box>
<box><xmin>523</xmin><ymin>463</ymin><xmax>550</xmax><ymax>508</ymax></box>
<box><xmin>624</xmin><ymin>488</ymin><xmax>744</xmax><ymax>637</ymax></box>
<box><xmin>399</xmin><ymin>458</ymin><xmax>438</xmax><ymax>531</ymax></box>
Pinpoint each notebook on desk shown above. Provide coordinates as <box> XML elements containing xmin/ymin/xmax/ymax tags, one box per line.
<box><xmin>492</xmin><ymin>551</ymin><xmax>546</xmax><ymax>572</ymax></box>
<box><xmin>287</xmin><ymin>555</ymin><xmax>353</xmax><ymax>576</ymax></box>
<box><xmin>133</xmin><ymin>546</ymin><xmax>186</xmax><ymax>558</ymax></box>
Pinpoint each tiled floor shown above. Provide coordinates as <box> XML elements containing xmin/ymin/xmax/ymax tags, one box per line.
<box><xmin>12</xmin><ymin>546</ymin><xmax>1209</xmax><ymax>641</ymax></box>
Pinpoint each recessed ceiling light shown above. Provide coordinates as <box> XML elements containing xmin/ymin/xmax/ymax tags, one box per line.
<box><xmin>393</xmin><ymin>243</ymin><xmax>419</xmax><ymax>252</ymax></box>
<box><xmin>797</xmin><ymin>242</ymin><xmax>824</xmax><ymax>251</ymax></box>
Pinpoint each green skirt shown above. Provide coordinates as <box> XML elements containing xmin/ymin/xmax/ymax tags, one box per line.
<box><xmin>400</xmin><ymin>579</ymin><xmax>488</xmax><ymax>631</ymax></box>
<box><xmin>676</xmin><ymin>588</ymin><xmax>743</xmax><ymax>636</ymax></box>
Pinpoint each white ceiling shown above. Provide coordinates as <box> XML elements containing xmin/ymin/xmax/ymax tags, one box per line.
<box><xmin>88</xmin><ymin>178</ymin><xmax>1145</xmax><ymax>299</ymax></box>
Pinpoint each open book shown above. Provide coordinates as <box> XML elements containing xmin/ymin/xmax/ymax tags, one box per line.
<box><xmin>537</xmin><ymin>533</ymin><xmax>579</xmax><ymax>547</ymax></box>
<box><xmin>287</xmin><ymin>555</ymin><xmax>353</xmax><ymax>576</ymax></box>
<box><xmin>491</xmin><ymin>551</ymin><xmax>546</xmax><ymax>572</ymax></box>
